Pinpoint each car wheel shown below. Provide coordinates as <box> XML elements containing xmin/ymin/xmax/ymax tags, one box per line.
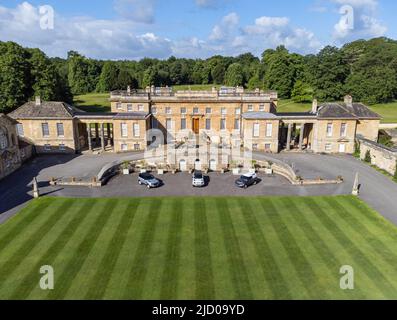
<box><xmin>138</xmin><ymin>181</ymin><xmax>142</xmax><ymax>185</ymax></box>
<box><xmin>147</xmin><ymin>185</ymin><xmax>151</xmax><ymax>189</ymax></box>
<box><xmin>244</xmin><ymin>185</ymin><xmax>248</xmax><ymax>189</ymax></box>
<box><xmin>254</xmin><ymin>180</ymin><xmax>257</xmax><ymax>185</ymax></box>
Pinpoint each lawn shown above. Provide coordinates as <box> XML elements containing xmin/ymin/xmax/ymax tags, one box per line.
<box><xmin>369</xmin><ymin>101</ymin><xmax>397</xmax><ymax>123</ymax></box>
<box><xmin>0</xmin><ymin>195</ymin><xmax>396</xmax><ymax>300</ymax></box>
<box><xmin>74</xmin><ymin>93</ymin><xmax>111</xmax><ymax>113</ymax></box>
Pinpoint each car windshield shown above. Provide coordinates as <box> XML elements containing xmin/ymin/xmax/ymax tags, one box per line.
<box><xmin>142</xmin><ymin>174</ymin><xmax>154</xmax><ymax>180</ymax></box>
<box><xmin>194</xmin><ymin>172</ymin><xmax>203</xmax><ymax>179</ymax></box>
<box><xmin>240</xmin><ymin>175</ymin><xmax>250</xmax><ymax>181</ymax></box>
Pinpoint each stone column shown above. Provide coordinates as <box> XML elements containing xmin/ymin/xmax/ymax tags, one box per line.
<box><xmin>299</xmin><ymin>123</ymin><xmax>305</xmax><ymax>150</ymax></box>
<box><xmin>286</xmin><ymin>123</ymin><xmax>292</xmax><ymax>151</ymax></box>
<box><xmin>87</xmin><ymin>125</ymin><xmax>92</xmax><ymax>152</ymax></box>
<box><xmin>33</xmin><ymin>177</ymin><xmax>40</xmax><ymax>198</ymax></box>
<box><xmin>100</xmin><ymin>123</ymin><xmax>105</xmax><ymax>151</ymax></box>
<box><xmin>107</xmin><ymin>123</ymin><xmax>111</xmax><ymax>146</ymax></box>
<box><xmin>95</xmin><ymin>123</ymin><xmax>99</xmax><ymax>146</ymax></box>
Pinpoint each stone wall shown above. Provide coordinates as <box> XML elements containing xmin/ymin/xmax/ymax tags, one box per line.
<box><xmin>358</xmin><ymin>136</ymin><xmax>397</xmax><ymax>175</ymax></box>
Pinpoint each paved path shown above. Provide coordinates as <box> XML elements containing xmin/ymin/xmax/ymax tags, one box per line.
<box><xmin>1</xmin><ymin>152</ymin><xmax>397</xmax><ymax>226</ymax></box>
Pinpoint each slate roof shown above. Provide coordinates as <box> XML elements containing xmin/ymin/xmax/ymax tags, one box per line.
<box><xmin>8</xmin><ymin>101</ymin><xmax>84</xmax><ymax>119</ymax></box>
<box><xmin>317</xmin><ymin>103</ymin><xmax>357</xmax><ymax>119</ymax></box>
<box><xmin>342</xmin><ymin>103</ymin><xmax>381</xmax><ymax>119</ymax></box>
<box><xmin>317</xmin><ymin>102</ymin><xmax>380</xmax><ymax>120</ymax></box>
<box><xmin>242</xmin><ymin>112</ymin><xmax>279</xmax><ymax>120</ymax></box>
<box><xmin>0</xmin><ymin>113</ymin><xmax>18</xmax><ymax>124</ymax></box>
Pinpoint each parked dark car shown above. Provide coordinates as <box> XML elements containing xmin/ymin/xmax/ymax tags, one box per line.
<box><xmin>235</xmin><ymin>173</ymin><xmax>259</xmax><ymax>189</ymax></box>
<box><xmin>138</xmin><ymin>173</ymin><xmax>161</xmax><ymax>189</ymax></box>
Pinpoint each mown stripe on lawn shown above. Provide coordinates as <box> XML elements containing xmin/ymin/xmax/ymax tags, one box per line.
<box><xmin>216</xmin><ymin>198</ymin><xmax>253</xmax><ymax>300</ymax></box>
<box><xmin>123</xmin><ymin>200</ymin><xmax>162</xmax><ymax>300</ymax></box>
<box><xmin>236</xmin><ymin>198</ymin><xmax>291</xmax><ymax>300</ymax></box>
<box><xmin>258</xmin><ymin>198</ymin><xmax>328</xmax><ymax>300</ymax></box>
<box><xmin>9</xmin><ymin>199</ymin><xmax>96</xmax><ymax>300</ymax></box>
<box><xmin>0</xmin><ymin>199</ymin><xmax>52</xmax><ymax>250</ymax></box>
<box><xmin>283</xmin><ymin>197</ymin><xmax>367</xmax><ymax>299</ymax></box>
<box><xmin>84</xmin><ymin>199</ymin><xmax>141</xmax><ymax>300</ymax></box>
<box><xmin>0</xmin><ymin>199</ymin><xmax>71</xmax><ymax>287</ymax></box>
<box><xmin>159</xmin><ymin>199</ymin><xmax>184</xmax><ymax>300</ymax></box>
<box><xmin>194</xmin><ymin>198</ymin><xmax>215</xmax><ymax>300</ymax></box>
<box><xmin>307</xmin><ymin>198</ymin><xmax>397</xmax><ymax>297</ymax></box>
<box><xmin>329</xmin><ymin>197</ymin><xmax>397</xmax><ymax>267</ymax></box>
<box><xmin>47</xmin><ymin>199</ymin><xmax>118</xmax><ymax>300</ymax></box>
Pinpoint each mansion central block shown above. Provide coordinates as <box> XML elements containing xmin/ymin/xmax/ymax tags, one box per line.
<box><xmin>6</xmin><ymin>87</ymin><xmax>380</xmax><ymax>157</ymax></box>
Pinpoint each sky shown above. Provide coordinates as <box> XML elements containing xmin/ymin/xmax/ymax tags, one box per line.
<box><xmin>0</xmin><ymin>0</ymin><xmax>395</xmax><ymax>60</ymax></box>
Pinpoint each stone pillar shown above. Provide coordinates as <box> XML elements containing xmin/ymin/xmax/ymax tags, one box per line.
<box><xmin>100</xmin><ymin>123</ymin><xmax>105</xmax><ymax>151</ymax></box>
<box><xmin>107</xmin><ymin>123</ymin><xmax>111</xmax><ymax>146</ymax></box>
<box><xmin>33</xmin><ymin>177</ymin><xmax>40</xmax><ymax>198</ymax></box>
<box><xmin>299</xmin><ymin>123</ymin><xmax>305</xmax><ymax>150</ymax></box>
<box><xmin>87</xmin><ymin>125</ymin><xmax>92</xmax><ymax>152</ymax></box>
<box><xmin>286</xmin><ymin>123</ymin><xmax>292</xmax><ymax>151</ymax></box>
<box><xmin>352</xmin><ymin>172</ymin><xmax>359</xmax><ymax>196</ymax></box>
<box><xmin>95</xmin><ymin>123</ymin><xmax>99</xmax><ymax>146</ymax></box>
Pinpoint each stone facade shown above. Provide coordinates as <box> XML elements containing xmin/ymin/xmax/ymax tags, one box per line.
<box><xmin>6</xmin><ymin>90</ymin><xmax>381</xmax><ymax>158</ymax></box>
<box><xmin>0</xmin><ymin>114</ymin><xmax>22</xmax><ymax>180</ymax></box>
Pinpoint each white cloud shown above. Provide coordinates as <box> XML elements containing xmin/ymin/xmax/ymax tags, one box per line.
<box><xmin>331</xmin><ymin>0</ymin><xmax>387</xmax><ymax>40</ymax></box>
<box><xmin>113</xmin><ymin>0</ymin><xmax>155</xmax><ymax>24</ymax></box>
<box><xmin>0</xmin><ymin>2</ymin><xmax>172</xmax><ymax>59</ymax></box>
<box><xmin>209</xmin><ymin>12</ymin><xmax>239</xmax><ymax>41</ymax></box>
<box><xmin>195</xmin><ymin>0</ymin><xmax>228</xmax><ymax>9</ymax></box>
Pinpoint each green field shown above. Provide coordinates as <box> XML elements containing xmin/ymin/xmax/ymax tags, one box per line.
<box><xmin>74</xmin><ymin>93</ymin><xmax>111</xmax><ymax>113</ymax></box>
<box><xmin>0</xmin><ymin>196</ymin><xmax>396</xmax><ymax>300</ymax></box>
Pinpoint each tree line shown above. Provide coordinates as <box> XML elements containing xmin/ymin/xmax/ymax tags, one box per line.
<box><xmin>1</xmin><ymin>37</ymin><xmax>397</xmax><ymax>113</ymax></box>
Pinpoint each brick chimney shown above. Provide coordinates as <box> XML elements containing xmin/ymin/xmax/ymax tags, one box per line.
<box><xmin>35</xmin><ymin>96</ymin><xmax>41</xmax><ymax>106</ymax></box>
<box><xmin>344</xmin><ymin>95</ymin><xmax>353</xmax><ymax>106</ymax></box>
<box><xmin>311</xmin><ymin>99</ymin><xmax>318</xmax><ymax>114</ymax></box>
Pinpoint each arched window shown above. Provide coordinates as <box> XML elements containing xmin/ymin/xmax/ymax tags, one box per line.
<box><xmin>0</xmin><ymin>127</ymin><xmax>9</xmax><ymax>150</ymax></box>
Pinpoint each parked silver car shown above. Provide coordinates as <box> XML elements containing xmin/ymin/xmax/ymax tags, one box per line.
<box><xmin>138</xmin><ymin>173</ymin><xmax>161</xmax><ymax>189</ymax></box>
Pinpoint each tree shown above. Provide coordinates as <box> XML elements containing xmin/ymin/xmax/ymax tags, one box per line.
<box><xmin>116</xmin><ymin>70</ymin><xmax>138</xmax><ymax>90</ymax></box>
<box><xmin>142</xmin><ymin>66</ymin><xmax>159</xmax><ymax>87</ymax></box>
<box><xmin>27</xmin><ymin>48</ymin><xmax>59</xmax><ymax>101</ymax></box>
<box><xmin>96</xmin><ymin>61</ymin><xmax>119</xmax><ymax>92</ymax></box>
<box><xmin>262</xmin><ymin>46</ymin><xmax>296</xmax><ymax>98</ymax></box>
<box><xmin>247</xmin><ymin>73</ymin><xmax>263</xmax><ymax>90</ymax></box>
<box><xmin>0</xmin><ymin>42</ymin><xmax>30</xmax><ymax>112</ymax></box>
<box><xmin>225</xmin><ymin>63</ymin><xmax>244</xmax><ymax>87</ymax></box>
<box><xmin>291</xmin><ymin>80</ymin><xmax>314</xmax><ymax>103</ymax></box>
<box><xmin>67</xmin><ymin>51</ymin><xmax>94</xmax><ymax>95</ymax></box>
<box><xmin>309</xmin><ymin>46</ymin><xmax>349</xmax><ymax>101</ymax></box>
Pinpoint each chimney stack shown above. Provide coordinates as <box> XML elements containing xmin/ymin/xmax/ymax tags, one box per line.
<box><xmin>311</xmin><ymin>99</ymin><xmax>318</xmax><ymax>114</ymax></box>
<box><xmin>344</xmin><ymin>95</ymin><xmax>353</xmax><ymax>106</ymax></box>
<box><xmin>35</xmin><ymin>96</ymin><xmax>41</xmax><ymax>107</ymax></box>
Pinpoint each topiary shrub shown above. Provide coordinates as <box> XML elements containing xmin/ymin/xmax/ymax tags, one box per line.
<box><xmin>353</xmin><ymin>141</ymin><xmax>360</xmax><ymax>158</ymax></box>
<box><xmin>364</xmin><ymin>150</ymin><xmax>371</xmax><ymax>163</ymax></box>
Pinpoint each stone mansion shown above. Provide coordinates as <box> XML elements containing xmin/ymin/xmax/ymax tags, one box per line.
<box><xmin>2</xmin><ymin>86</ymin><xmax>380</xmax><ymax>175</ymax></box>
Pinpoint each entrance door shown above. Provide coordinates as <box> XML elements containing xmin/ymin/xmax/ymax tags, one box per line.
<box><xmin>179</xmin><ymin>160</ymin><xmax>187</xmax><ymax>171</ymax></box>
<box><xmin>193</xmin><ymin>118</ymin><xmax>200</xmax><ymax>134</ymax></box>
<box><xmin>210</xmin><ymin>159</ymin><xmax>217</xmax><ymax>171</ymax></box>
<box><xmin>339</xmin><ymin>143</ymin><xmax>346</xmax><ymax>153</ymax></box>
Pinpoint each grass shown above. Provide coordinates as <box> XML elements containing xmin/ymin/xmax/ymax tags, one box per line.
<box><xmin>74</xmin><ymin>93</ymin><xmax>111</xmax><ymax>113</ymax></box>
<box><xmin>0</xmin><ymin>195</ymin><xmax>397</xmax><ymax>300</ymax></box>
<box><xmin>369</xmin><ymin>101</ymin><xmax>397</xmax><ymax>123</ymax></box>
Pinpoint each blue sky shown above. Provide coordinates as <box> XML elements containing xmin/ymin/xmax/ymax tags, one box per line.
<box><xmin>0</xmin><ymin>0</ymin><xmax>395</xmax><ymax>59</ymax></box>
